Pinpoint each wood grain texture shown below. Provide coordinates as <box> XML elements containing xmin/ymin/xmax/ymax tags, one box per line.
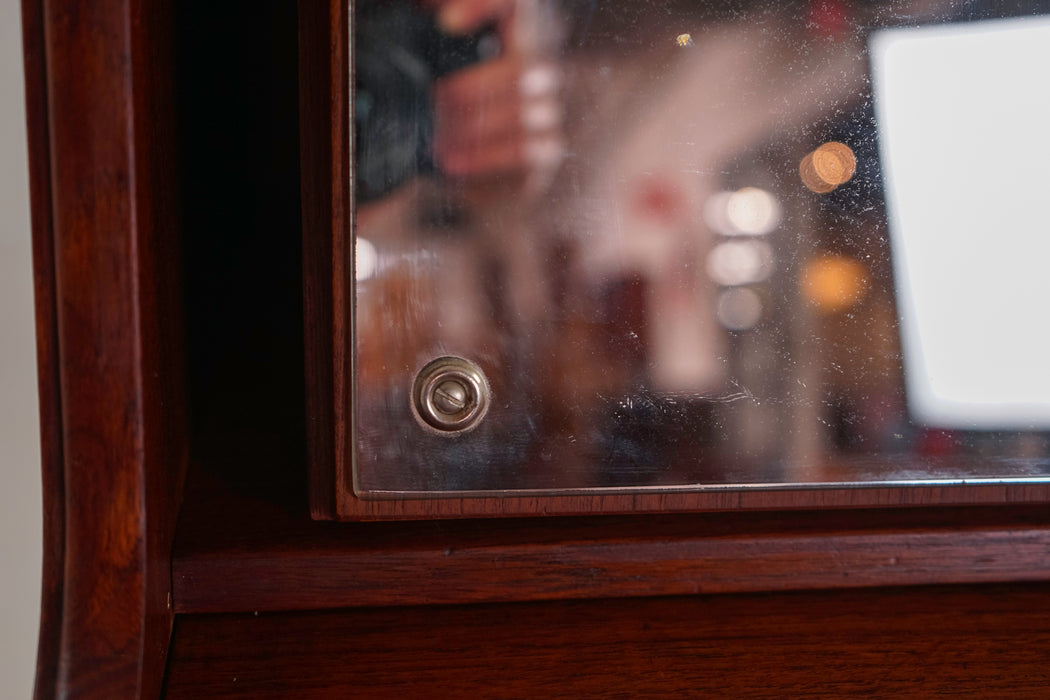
<box><xmin>301</xmin><ymin>0</ymin><xmax>350</xmax><ymax>519</ymax></box>
<box><xmin>28</xmin><ymin>0</ymin><xmax>188</xmax><ymax>696</ymax></box>
<box><xmin>173</xmin><ymin>453</ymin><xmax>1050</xmax><ymax>613</ymax></box>
<box><xmin>165</xmin><ymin>584</ymin><xmax>1050</xmax><ymax>698</ymax></box>
<box><xmin>21</xmin><ymin>2</ymin><xmax>63</xmax><ymax>697</ymax></box>
<box><xmin>336</xmin><ymin>483</ymin><xmax>1050</xmax><ymax>519</ymax></box>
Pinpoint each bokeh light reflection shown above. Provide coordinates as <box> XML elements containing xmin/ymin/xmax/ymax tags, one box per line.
<box><xmin>716</xmin><ymin>287</ymin><xmax>764</xmax><ymax>331</ymax></box>
<box><xmin>800</xmin><ymin>141</ymin><xmax>856</xmax><ymax>193</ymax></box>
<box><xmin>356</xmin><ymin>237</ymin><xmax>378</xmax><ymax>281</ymax></box>
<box><xmin>801</xmin><ymin>255</ymin><xmax>868</xmax><ymax>312</ymax></box>
<box><xmin>706</xmin><ymin>239</ymin><xmax>774</xmax><ymax>286</ymax></box>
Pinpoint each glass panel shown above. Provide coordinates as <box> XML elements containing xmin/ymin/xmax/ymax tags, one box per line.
<box><xmin>352</xmin><ymin>0</ymin><xmax>1050</xmax><ymax>496</ymax></box>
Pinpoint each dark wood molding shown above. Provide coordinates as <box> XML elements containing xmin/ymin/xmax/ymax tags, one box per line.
<box><xmin>173</xmin><ymin>459</ymin><xmax>1050</xmax><ymax>613</ymax></box>
<box><xmin>335</xmin><ymin>482</ymin><xmax>1050</xmax><ymax>519</ymax></box>
<box><xmin>166</xmin><ymin>584</ymin><xmax>1050</xmax><ymax>697</ymax></box>
<box><xmin>301</xmin><ymin>0</ymin><xmax>350</xmax><ymax>520</ymax></box>
<box><xmin>21</xmin><ymin>1</ymin><xmax>63</xmax><ymax>697</ymax></box>
<box><xmin>25</xmin><ymin>0</ymin><xmax>188</xmax><ymax>697</ymax></box>
<box><xmin>26</xmin><ymin>0</ymin><xmax>1050</xmax><ymax>694</ymax></box>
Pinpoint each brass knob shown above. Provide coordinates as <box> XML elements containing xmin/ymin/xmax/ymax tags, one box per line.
<box><xmin>412</xmin><ymin>356</ymin><xmax>491</xmax><ymax>434</ymax></box>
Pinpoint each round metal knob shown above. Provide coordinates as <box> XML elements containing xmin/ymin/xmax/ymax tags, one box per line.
<box><xmin>412</xmin><ymin>356</ymin><xmax>491</xmax><ymax>434</ymax></box>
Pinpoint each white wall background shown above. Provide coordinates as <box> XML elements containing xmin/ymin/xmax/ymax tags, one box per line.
<box><xmin>0</xmin><ymin>0</ymin><xmax>44</xmax><ymax>697</ymax></box>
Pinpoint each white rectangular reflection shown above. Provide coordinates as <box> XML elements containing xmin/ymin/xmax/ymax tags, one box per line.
<box><xmin>871</xmin><ymin>16</ymin><xmax>1050</xmax><ymax>429</ymax></box>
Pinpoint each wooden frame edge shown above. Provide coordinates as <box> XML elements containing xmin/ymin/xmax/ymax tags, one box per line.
<box><xmin>21</xmin><ymin>1</ymin><xmax>63</xmax><ymax>696</ymax></box>
<box><xmin>25</xmin><ymin>0</ymin><xmax>188</xmax><ymax>696</ymax></box>
<box><xmin>172</xmin><ymin>505</ymin><xmax>1050</xmax><ymax>613</ymax></box>
<box><xmin>300</xmin><ymin>0</ymin><xmax>351</xmax><ymax>520</ymax></box>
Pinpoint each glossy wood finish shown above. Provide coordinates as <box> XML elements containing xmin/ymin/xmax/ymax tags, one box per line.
<box><xmin>21</xmin><ymin>1</ymin><xmax>63</xmax><ymax>695</ymax></box>
<box><xmin>166</xmin><ymin>584</ymin><xmax>1050</xmax><ymax>697</ymax></box>
<box><xmin>173</xmin><ymin>442</ymin><xmax>1050</xmax><ymax>614</ymax></box>
<box><xmin>301</xmin><ymin>0</ymin><xmax>1050</xmax><ymax>520</ymax></box>
<box><xmin>24</xmin><ymin>0</ymin><xmax>187</xmax><ymax>696</ymax></box>
<box><xmin>301</xmin><ymin>0</ymin><xmax>351</xmax><ymax>520</ymax></box>
<box><xmin>26</xmin><ymin>0</ymin><xmax>1050</xmax><ymax>695</ymax></box>
<box><xmin>338</xmin><ymin>482</ymin><xmax>1050</xmax><ymax>519</ymax></box>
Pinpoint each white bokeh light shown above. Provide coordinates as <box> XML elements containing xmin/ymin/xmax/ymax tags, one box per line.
<box><xmin>706</xmin><ymin>240</ymin><xmax>773</xmax><ymax>286</ymax></box>
<box><xmin>725</xmin><ymin>187</ymin><xmax>781</xmax><ymax>235</ymax></box>
<box><xmin>716</xmin><ymin>287</ymin><xmax>763</xmax><ymax>331</ymax></box>
<box><xmin>355</xmin><ymin>237</ymin><xmax>378</xmax><ymax>281</ymax></box>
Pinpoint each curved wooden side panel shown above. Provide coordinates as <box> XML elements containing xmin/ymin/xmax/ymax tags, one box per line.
<box><xmin>20</xmin><ymin>1</ymin><xmax>63</xmax><ymax>696</ymax></box>
<box><xmin>23</xmin><ymin>0</ymin><xmax>187</xmax><ymax>697</ymax></box>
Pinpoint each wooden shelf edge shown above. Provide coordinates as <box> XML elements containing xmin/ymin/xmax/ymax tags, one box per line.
<box><xmin>173</xmin><ymin>504</ymin><xmax>1050</xmax><ymax>613</ymax></box>
<box><xmin>165</xmin><ymin>584</ymin><xmax>1050</xmax><ymax>698</ymax></box>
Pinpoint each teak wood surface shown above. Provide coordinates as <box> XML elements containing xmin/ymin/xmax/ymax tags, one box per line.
<box><xmin>24</xmin><ymin>0</ymin><xmax>187</xmax><ymax>697</ymax></box>
<box><xmin>174</xmin><ymin>464</ymin><xmax>1050</xmax><ymax>614</ymax></box>
<box><xmin>166</xmin><ymin>585</ymin><xmax>1050</xmax><ymax>698</ymax></box>
<box><xmin>24</xmin><ymin>0</ymin><xmax>1050</xmax><ymax>697</ymax></box>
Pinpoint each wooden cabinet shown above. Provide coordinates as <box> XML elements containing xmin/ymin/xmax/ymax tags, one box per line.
<box><xmin>24</xmin><ymin>1</ymin><xmax>1050</xmax><ymax>697</ymax></box>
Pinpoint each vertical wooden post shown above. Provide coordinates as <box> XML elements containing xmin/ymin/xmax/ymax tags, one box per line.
<box><xmin>23</xmin><ymin>0</ymin><xmax>187</xmax><ymax>696</ymax></box>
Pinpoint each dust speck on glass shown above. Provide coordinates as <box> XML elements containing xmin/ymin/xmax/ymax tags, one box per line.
<box><xmin>352</xmin><ymin>0</ymin><xmax>1050</xmax><ymax>497</ymax></box>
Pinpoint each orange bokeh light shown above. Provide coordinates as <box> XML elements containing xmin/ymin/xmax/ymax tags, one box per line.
<box><xmin>800</xmin><ymin>141</ymin><xmax>857</xmax><ymax>193</ymax></box>
<box><xmin>801</xmin><ymin>255</ymin><xmax>868</xmax><ymax>312</ymax></box>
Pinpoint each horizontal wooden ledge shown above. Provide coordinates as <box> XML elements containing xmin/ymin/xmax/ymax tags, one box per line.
<box><xmin>173</xmin><ymin>481</ymin><xmax>1050</xmax><ymax>613</ymax></box>
<box><xmin>165</xmin><ymin>584</ymin><xmax>1050</xmax><ymax>698</ymax></box>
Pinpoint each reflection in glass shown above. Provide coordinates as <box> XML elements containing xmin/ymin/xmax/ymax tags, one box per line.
<box><xmin>801</xmin><ymin>255</ymin><xmax>868</xmax><ymax>312</ymax></box>
<box><xmin>706</xmin><ymin>240</ymin><xmax>774</xmax><ymax>286</ymax></box>
<box><xmin>716</xmin><ymin>287</ymin><xmax>764</xmax><ymax>331</ymax></box>
<box><xmin>355</xmin><ymin>237</ymin><xmax>378</xmax><ymax>282</ymax></box>
<box><xmin>873</xmin><ymin>16</ymin><xmax>1050</xmax><ymax>429</ymax></box>
<box><xmin>800</xmin><ymin>142</ymin><xmax>857</xmax><ymax>193</ymax></box>
<box><xmin>353</xmin><ymin>0</ymin><xmax>1050</xmax><ymax>495</ymax></box>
